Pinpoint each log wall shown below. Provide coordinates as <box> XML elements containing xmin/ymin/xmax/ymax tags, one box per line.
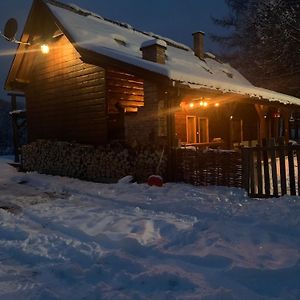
<box><xmin>106</xmin><ymin>68</ymin><xmax>144</xmax><ymax>141</ymax></box>
<box><xmin>106</xmin><ymin>68</ymin><xmax>144</xmax><ymax>113</ymax></box>
<box><xmin>25</xmin><ymin>35</ymin><xmax>107</xmax><ymax>145</ymax></box>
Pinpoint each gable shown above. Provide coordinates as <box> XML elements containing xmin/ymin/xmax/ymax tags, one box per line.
<box><xmin>5</xmin><ymin>0</ymin><xmax>65</xmax><ymax>91</ymax></box>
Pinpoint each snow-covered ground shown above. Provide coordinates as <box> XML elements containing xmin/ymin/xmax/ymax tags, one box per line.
<box><xmin>0</xmin><ymin>156</ymin><xmax>299</xmax><ymax>300</ymax></box>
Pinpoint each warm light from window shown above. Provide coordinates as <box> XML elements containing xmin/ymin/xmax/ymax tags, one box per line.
<box><xmin>203</xmin><ymin>102</ymin><xmax>208</xmax><ymax>107</ymax></box>
<box><xmin>200</xmin><ymin>101</ymin><xmax>204</xmax><ymax>107</ymax></box>
<box><xmin>215</xmin><ymin>103</ymin><xmax>220</xmax><ymax>107</ymax></box>
<box><xmin>41</xmin><ymin>44</ymin><xmax>50</xmax><ymax>54</ymax></box>
<box><xmin>189</xmin><ymin>103</ymin><xmax>194</xmax><ymax>108</ymax></box>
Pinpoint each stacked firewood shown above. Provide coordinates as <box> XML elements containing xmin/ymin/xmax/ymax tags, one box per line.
<box><xmin>21</xmin><ymin>140</ymin><xmax>166</xmax><ymax>183</ymax></box>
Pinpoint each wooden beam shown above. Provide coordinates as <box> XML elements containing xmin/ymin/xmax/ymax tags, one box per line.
<box><xmin>255</xmin><ymin>104</ymin><xmax>269</xmax><ymax>145</ymax></box>
<box><xmin>281</xmin><ymin>108</ymin><xmax>290</xmax><ymax>144</ymax></box>
<box><xmin>10</xmin><ymin>94</ymin><xmax>20</xmax><ymax>163</ymax></box>
<box><xmin>166</xmin><ymin>89</ymin><xmax>177</xmax><ymax>181</ymax></box>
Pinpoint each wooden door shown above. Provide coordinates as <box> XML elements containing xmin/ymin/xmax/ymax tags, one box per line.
<box><xmin>198</xmin><ymin>117</ymin><xmax>209</xmax><ymax>143</ymax></box>
<box><xmin>230</xmin><ymin>119</ymin><xmax>243</xmax><ymax>146</ymax></box>
<box><xmin>186</xmin><ymin>116</ymin><xmax>197</xmax><ymax>143</ymax></box>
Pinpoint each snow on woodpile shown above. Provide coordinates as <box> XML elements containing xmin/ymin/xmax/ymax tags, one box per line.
<box><xmin>47</xmin><ymin>1</ymin><xmax>300</xmax><ymax>106</ymax></box>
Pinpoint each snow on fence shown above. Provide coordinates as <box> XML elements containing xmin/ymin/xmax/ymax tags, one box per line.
<box><xmin>241</xmin><ymin>143</ymin><xmax>300</xmax><ymax>197</ymax></box>
<box><xmin>175</xmin><ymin>148</ymin><xmax>243</xmax><ymax>188</ymax></box>
<box><xmin>21</xmin><ymin>140</ymin><xmax>167</xmax><ymax>183</ymax></box>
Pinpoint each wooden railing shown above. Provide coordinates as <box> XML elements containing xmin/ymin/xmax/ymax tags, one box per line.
<box><xmin>241</xmin><ymin>141</ymin><xmax>300</xmax><ymax>198</ymax></box>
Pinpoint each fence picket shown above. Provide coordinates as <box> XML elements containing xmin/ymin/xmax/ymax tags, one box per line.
<box><xmin>279</xmin><ymin>145</ymin><xmax>287</xmax><ymax>196</ymax></box>
<box><xmin>297</xmin><ymin>149</ymin><xmax>300</xmax><ymax>196</ymax></box>
<box><xmin>256</xmin><ymin>148</ymin><xmax>263</xmax><ymax>196</ymax></box>
<box><xmin>242</xmin><ymin>148</ymin><xmax>250</xmax><ymax>192</ymax></box>
<box><xmin>288</xmin><ymin>144</ymin><xmax>296</xmax><ymax>195</ymax></box>
<box><xmin>249</xmin><ymin>149</ymin><xmax>256</xmax><ymax>195</ymax></box>
<box><xmin>270</xmin><ymin>147</ymin><xmax>278</xmax><ymax>197</ymax></box>
<box><xmin>263</xmin><ymin>147</ymin><xmax>270</xmax><ymax>195</ymax></box>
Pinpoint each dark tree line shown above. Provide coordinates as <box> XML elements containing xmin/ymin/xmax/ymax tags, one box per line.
<box><xmin>0</xmin><ymin>99</ymin><xmax>13</xmax><ymax>154</ymax></box>
<box><xmin>213</xmin><ymin>0</ymin><xmax>300</xmax><ymax>97</ymax></box>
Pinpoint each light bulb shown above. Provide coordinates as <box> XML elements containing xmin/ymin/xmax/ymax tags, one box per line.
<box><xmin>41</xmin><ymin>44</ymin><xmax>50</xmax><ymax>54</ymax></box>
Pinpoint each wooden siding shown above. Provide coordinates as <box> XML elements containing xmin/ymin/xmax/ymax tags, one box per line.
<box><xmin>175</xmin><ymin>110</ymin><xmax>188</xmax><ymax>143</ymax></box>
<box><xmin>106</xmin><ymin>68</ymin><xmax>144</xmax><ymax>113</ymax></box>
<box><xmin>26</xmin><ymin>35</ymin><xmax>107</xmax><ymax>145</ymax></box>
<box><xmin>106</xmin><ymin>68</ymin><xmax>144</xmax><ymax>141</ymax></box>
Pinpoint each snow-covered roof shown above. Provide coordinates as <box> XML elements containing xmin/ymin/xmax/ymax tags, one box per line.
<box><xmin>45</xmin><ymin>0</ymin><xmax>300</xmax><ymax>106</ymax></box>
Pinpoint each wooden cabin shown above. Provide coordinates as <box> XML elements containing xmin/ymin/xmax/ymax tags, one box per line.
<box><xmin>5</xmin><ymin>0</ymin><xmax>300</xmax><ymax>154</ymax></box>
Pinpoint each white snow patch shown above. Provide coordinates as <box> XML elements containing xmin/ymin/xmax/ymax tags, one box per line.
<box><xmin>141</xmin><ymin>39</ymin><xmax>167</xmax><ymax>49</ymax></box>
<box><xmin>0</xmin><ymin>155</ymin><xmax>300</xmax><ymax>299</ymax></box>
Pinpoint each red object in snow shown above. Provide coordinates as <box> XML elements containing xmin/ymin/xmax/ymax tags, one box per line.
<box><xmin>147</xmin><ymin>175</ymin><xmax>163</xmax><ymax>187</ymax></box>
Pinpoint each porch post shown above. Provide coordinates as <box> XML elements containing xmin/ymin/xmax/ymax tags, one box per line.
<box><xmin>166</xmin><ymin>89</ymin><xmax>177</xmax><ymax>181</ymax></box>
<box><xmin>255</xmin><ymin>104</ymin><xmax>268</xmax><ymax>145</ymax></box>
<box><xmin>282</xmin><ymin>109</ymin><xmax>290</xmax><ymax>144</ymax></box>
<box><xmin>10</xmin><ymin>93</ymin><xmax>20</xmax><ymax>163</ymax></box>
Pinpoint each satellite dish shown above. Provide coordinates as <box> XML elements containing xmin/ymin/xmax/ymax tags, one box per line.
<box><xmin>3</xmin><ymin>18</ymin><xmax>18</xmax><ymax>41</ymax></box>
<box><xmin>1</xmin><ymin>18</ymin><xmax>29</xmax><ymax>45</ymax></box>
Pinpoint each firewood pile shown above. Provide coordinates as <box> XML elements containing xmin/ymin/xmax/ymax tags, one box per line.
<box><xmin>21</xmin><ymin>140</ymin><xmax>167</xmax><ymax>183</ymax></box>
<box><xmin>177</xmin><ymin>148</ymin><xmax>242</xmax><ymax>188</ymax></box>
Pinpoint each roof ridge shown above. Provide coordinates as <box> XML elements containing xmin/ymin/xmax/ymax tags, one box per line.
<box><xmin>44</xmin><ymin>0</ymin><xmax>91</xmax><ymax>16</ymax></box>
<box><xmin>44</xmin><ymin>0</ymin><xmax>191</xmax><ymax>51</ymax></box>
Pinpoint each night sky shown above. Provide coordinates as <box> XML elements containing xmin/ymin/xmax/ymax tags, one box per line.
<box><xmin>0</xmin><ymin>0</ymin><xmax>229</xmax><ymax>99</ymax></box>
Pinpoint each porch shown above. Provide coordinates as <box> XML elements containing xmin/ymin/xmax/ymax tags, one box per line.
<box><xmin>170</xmin><ymin>91</ymin><xmax>300</xmax><ymax>151</ymax></box>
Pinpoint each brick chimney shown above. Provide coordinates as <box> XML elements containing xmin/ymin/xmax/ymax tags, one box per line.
<box><xmin>192</xmin><ymin>31</ymin><xmax>205</xmax><ymax>60</ymax></box>
<box><xmin>140</xmin><ymin>39</ymin><xmax>167</xmax><ymax>64</ymax></box>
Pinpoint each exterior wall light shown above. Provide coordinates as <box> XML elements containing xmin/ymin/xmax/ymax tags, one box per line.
<box><xmin>40</xmin><ymin>44</ymin><xmax>49</xmax><ymax>54</ymax></box>
<box><xmin>214</xmin><ymin>103</ymin><xmax>220</xmax><ymax>107</ymax></box>
<box><xmin>189</xmin><ymin>103</ymin><xmax>194</xmax><ymax>108</ymax></box>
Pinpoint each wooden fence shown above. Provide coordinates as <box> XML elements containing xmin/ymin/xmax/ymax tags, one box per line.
<box><xmin>176</xmin><ymin>148</ymin><xmax>242</xmax><ymax>187</ymax></box>
<box><xmin>241</xmin><ymin>143</ymin><xmax>300</xmax><ymax>197</ymax></box>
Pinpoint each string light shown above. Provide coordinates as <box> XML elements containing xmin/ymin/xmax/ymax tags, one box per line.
<box><xmin>40</xmin><ymin>44</ymin><xmax>50</xmax><ymax>54</ymax></box>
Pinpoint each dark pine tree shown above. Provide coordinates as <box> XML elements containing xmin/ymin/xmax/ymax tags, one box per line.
<box><xmin>212</xmin><ymin>0</ymin><xmax>300</xmax><ymax>97</ymax></box>
<box><xmin>0</xmin><ymin>99</ymin><xmax>13</xmax><ymax>154</ymax></box>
